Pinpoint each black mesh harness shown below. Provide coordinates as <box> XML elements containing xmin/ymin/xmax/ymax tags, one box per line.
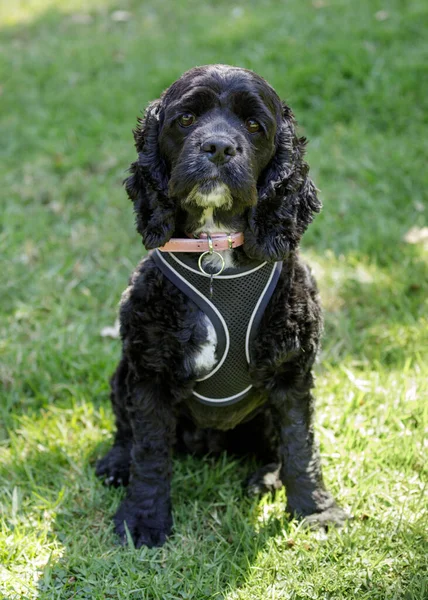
<box><xmin>152</xmin><ymin>249</ymin><xmax>282</xmax><ymax>406</ymax></box>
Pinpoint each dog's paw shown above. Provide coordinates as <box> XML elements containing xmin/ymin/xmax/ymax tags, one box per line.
<box><xmin>95</xmin><ymin>445</ymin><xmax>131</xmax><ymax>487</ymax></box>
<box><xmin>246</xmin><ymin>463</ymin><xmax>283</xmax><ymax>496</ymax></box>
<box><xmin>300</xmin><ymin>505</ymin><xmax>350</xmax><ymax>530</ymax></box>
<box><xmin>114</xmin><ymin>500</ymin><xmax>172</xmax><ymax>548</ymax></box>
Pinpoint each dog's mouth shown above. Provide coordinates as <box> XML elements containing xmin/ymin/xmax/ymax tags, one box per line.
<box><xmin>169</xmin><ymin>161</ymin><xmax>258</xmax><ymax>215</ymax></box>
<box><xmin>181</xmin><ymin>182</ymin><xmax>233</xmax><ymax>210</ymax></box>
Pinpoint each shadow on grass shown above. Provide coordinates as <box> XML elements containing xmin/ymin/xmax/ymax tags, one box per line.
<box><xmin>1</xmin><ymin>439</ymin><xmax>420</xmax><ymax>600</ymax></box>
<box><xmin>28</xmin><ymin>444</ymin><xmax>285</xmax><ymax>599</ymax></box>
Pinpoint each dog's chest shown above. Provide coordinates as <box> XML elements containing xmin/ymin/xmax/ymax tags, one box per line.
<box><xmin>152</xmin><ymin>250</ymin><xmax>282</xmax><ymax>410</ymax></box>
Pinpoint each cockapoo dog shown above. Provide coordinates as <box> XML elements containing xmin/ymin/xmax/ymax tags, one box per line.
<box><xmin>96</xmin><ymin>64</ymin><xmax>347</xmax><ymax>548</ymax></box>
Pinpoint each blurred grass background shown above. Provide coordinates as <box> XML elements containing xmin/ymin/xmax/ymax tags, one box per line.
<box><xmin>0</xmin><ymin>1</ymin><xmax>427</xmax><ymax>598</ymax></box>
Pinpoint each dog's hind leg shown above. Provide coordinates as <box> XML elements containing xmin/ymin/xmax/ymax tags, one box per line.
<box><xmin>246</xmin><ymin>462</ymin><xmax>283</xmax><ymax>495</ymax></box>
<box><xmin>233</xmin><ymin>408</ymin><xmax>283</xmax><ymax>495</ymax></box>
<box><xmin>96</xmin><ymin>356</ymin><xmax>132</xmax><ymax>487</ymax></box>
<box><xmin>175</xmin><ymin>415</ymin><xmax>228</xmax><ymax>456</ymax></box>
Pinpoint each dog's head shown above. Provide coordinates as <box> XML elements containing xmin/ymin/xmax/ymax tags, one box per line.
<box><xmin>125</xmin><ymin>64</ymin><xmax>321</xmax><ymax>261</ymax></box>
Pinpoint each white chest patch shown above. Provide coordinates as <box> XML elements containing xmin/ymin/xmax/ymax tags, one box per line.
<box><xmin>192</xmin><ymin>314</ymin><xmax>218</xmax><ymax>377</ymax></box>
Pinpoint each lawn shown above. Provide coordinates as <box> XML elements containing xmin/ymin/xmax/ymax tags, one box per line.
<box><xmin>0</xmin><ymin>0</ymin><xmax>427</xmax><ymax>598</ymax></box>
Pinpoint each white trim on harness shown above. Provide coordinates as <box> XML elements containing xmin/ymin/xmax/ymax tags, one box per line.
<box><xmin>193</xmin><ymin>384</ymin><xmax>253</xmax><ymax>404</ymax></box>
<box><xmin>245</xmin><ymin>263</ymin><xmax>278</xmax><ymax>363</ymax></box>
<box><xmin>168</xmin><ymin>252</ymin><xmax>268</xmax><ymax>279</ymax></box>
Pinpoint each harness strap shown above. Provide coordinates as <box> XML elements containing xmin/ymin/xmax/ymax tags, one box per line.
<box><xmin>152</xmin><ymin>249</ymin><xmax>228</xmax><ymax>364</ymax></box>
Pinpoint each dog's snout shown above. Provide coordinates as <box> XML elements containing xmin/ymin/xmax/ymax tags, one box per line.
<box><xmin>200</xmin><ymin>137</ymin><xmax>237</xmax><ymax>165</ymax></box>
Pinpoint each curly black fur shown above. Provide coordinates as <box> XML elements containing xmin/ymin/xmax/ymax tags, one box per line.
<box><xmin>96</xmin><ymin>65</ymin><xmax>347</xmax><ymax>548</ymax></box>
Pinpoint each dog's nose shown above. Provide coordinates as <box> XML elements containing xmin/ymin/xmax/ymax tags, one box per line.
<box><xmin>200</xmin><ymin>137</ymin><xmax>237</xmax><ymax>165</ymax></box>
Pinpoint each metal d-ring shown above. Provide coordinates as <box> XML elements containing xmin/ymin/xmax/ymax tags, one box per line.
<box><xmin>198</xmin><ymin>250</ymin><xmax>225</xmax><ymax>276</ymax></box>
<box><xmin>198</xmin><ymin>233</ymin><xmax>225</xmax><ymax>276</ymax></box>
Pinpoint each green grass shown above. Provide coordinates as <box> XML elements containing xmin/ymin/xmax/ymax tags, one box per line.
<box><xmin>0</xmin><ymin>0</ymin><xmax>427</xmax><ymax>598</ymax></box>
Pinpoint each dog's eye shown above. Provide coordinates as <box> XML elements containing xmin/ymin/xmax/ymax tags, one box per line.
<box><xmin>245</xmin><ymin>118</ymin><xmax>261</xmax><ymax>134</ymax></box>
<box><xmin>178</xmin><ymin>113</ymin><xmax>196</xmax><ymax>128</ymax></box>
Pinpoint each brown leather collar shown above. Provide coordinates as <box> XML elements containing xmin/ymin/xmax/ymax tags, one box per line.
<box><xmin>158</xmin><ymin>232</ymin><xmax>244</xmax><ymax>253</ymax></box>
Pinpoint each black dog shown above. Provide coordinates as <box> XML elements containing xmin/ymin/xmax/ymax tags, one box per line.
<box><xmin>96</xmin><ymin>65</ymin><xmax>347</xmax><ymax>548</ymax></box>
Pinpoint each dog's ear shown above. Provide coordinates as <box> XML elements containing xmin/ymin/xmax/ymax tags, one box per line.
<box><xmin>244</xmin><ymin>103</ymin><xmax>321</xmax><ymax>262</ymax></box>
<box><xmin>124</xmin><ymin>100</ymin><xmax>175</xmax><ymax>249</ymax></box>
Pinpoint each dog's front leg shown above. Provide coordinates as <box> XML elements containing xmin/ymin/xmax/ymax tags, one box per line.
<box><xmin>114</xmin><ymin>379</ymin><xmax>176</xmax><ymax>548</ymax></box>
<box><xmin>272</xmin><ymin>381</ymin><xmax>348</xmax><ymax>529</ymax></box>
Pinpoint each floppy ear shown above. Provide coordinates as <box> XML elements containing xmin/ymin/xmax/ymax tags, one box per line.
<box><xmin>124</xmin><ymin>100</ymin><xmax>175</xmax><ymax>249</ymax></box>
<box><xmin>243</xmin><ymin>103</ymin><xmax>322</xmax><ymax>262</ymax></box>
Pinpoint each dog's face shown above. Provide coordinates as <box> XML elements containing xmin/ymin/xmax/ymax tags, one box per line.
<box><xmin>126</xmin><ymin>65</ymin><xmax>321</xmax><ymax>260</ymax></box>
<box><xmin>158</xmin><ymin>66</ymin><xmax>281</xmax><ymax>219</ymax></box>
